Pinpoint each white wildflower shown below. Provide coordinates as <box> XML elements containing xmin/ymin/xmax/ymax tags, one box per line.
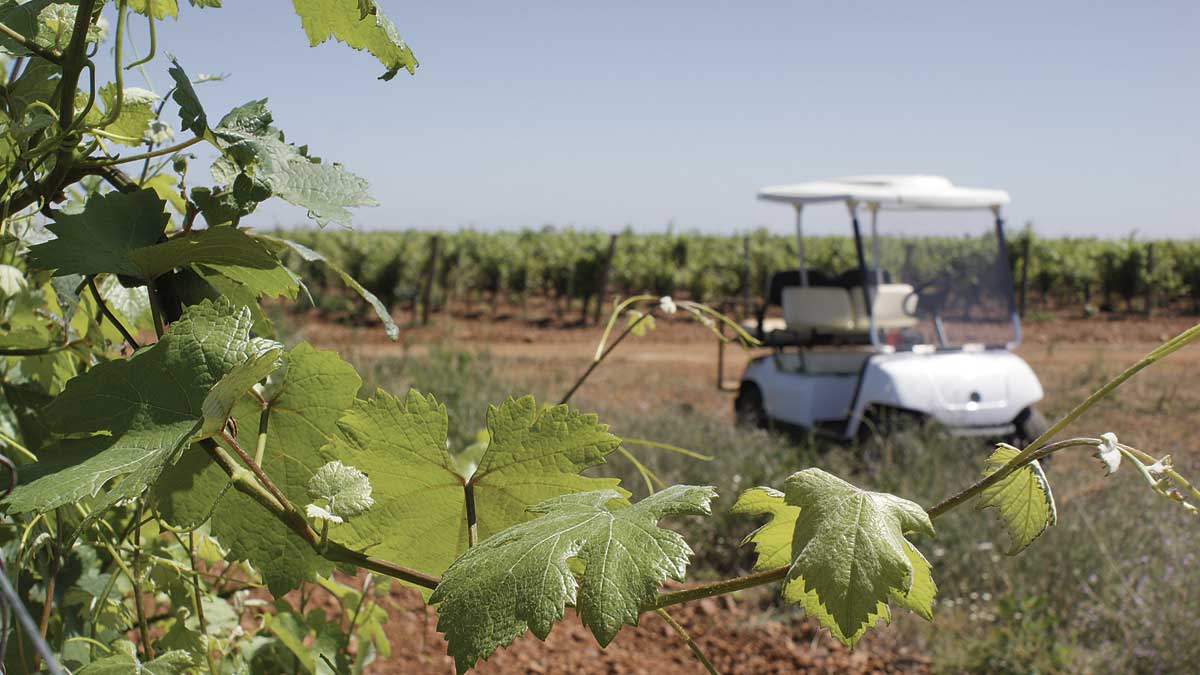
<box><xmin>305</xmin><ymin>503</ymin><xmax>343</xmax><ymax>525</ymax></box>
<box><xmin>1094</xmin><ymin>432</ymin><xmax>1121</xmax><ymax>475</ymax></box>
<box><xmin>658</xmin><ymin>296</ymin><xmax>677</xmax><ymax>315</ymax></box>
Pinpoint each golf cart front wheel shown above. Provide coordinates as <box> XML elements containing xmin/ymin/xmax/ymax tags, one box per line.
<box><xmin>735</xmin><ymin>383</ymin><xmax>767</xmax><ymax>429</ymax></box>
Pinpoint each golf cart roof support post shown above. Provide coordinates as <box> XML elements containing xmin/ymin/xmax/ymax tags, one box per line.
<box><xmin>867</xmin><ymin>201</ymin><xmax>883</xmax><ymax>344</ymax></box>
<box><xmin>846</xmin><ymin>199</ymin><xmax>879</xmax><ymax>347</ymax></box>
<box><xmin>992</xmin><ymin>205</ymin><xmax>1023</xmax><ymax>348</ymax></box>
<box><xmin>794</xmin><ymin>203</ymin><xmax>808</xmax><ymax>286</ymax></box>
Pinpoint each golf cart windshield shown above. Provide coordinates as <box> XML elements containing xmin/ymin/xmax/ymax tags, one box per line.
<box><xmin>862</xmin><ymin>212</ymin><xmax>1018</xmax><ymax>349</ymax></box>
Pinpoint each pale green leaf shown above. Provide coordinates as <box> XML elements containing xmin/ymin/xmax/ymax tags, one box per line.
<box><xmin>28</xmin><ymin>189</ymin><xmax>169</xmax><ymax>277</ymax></box>
<box><xmin>291</xmin><ymin>0</ymin><xmax>418</xmax><ymax>81</ymax></box>
<box><xmin>6</xmin><ymin>299</ymin><xmax>265</xmax><ymax>514</ymax></box>
<box><xmin>142</xmin><ymin>173</ymin><xmax>188</xmax><ymax>214</ymax></box>
<box><xmin>0</xmin><ymin>263</ymin><xmax>26</xmax><ymax>296</ymax></box>
<box><xmin>307</xmin><ymin>460</ymin><xmax>373</xmax><ymax>519</ymax></box>
<box><xmin>326</xmin><ymin>391</ymin><xmax>624</xmax><ymax>580</ymax></box>
<box><xmin>76</xmin><ymin>646</ymin><xmax>194</xmax><ymax>675</ymax></box>
<box><xmin>780</xmin><ymin>469</ymin><xmax>935</xmax><ymax>646</ymax></box>
<box><xmin>430</xmin><ymin>486</ymin><xmax>715</xmax><ymax>674</ymax></box>
<box><xmin>156</xmin><ymin>343</ymin><xmax>359</xmax><ymax>593</ymax></box>
<box><xmin>212</xmin><ymin>99</ymin><xmax>377</xmax><ymax>226</ymax></box>
<box><xmin>0</xmin><ymin>2</ymin><xmax>105</xmax><ymax>56</ymax></box>
<box><xmin>97</xmin><ymin>274</ymin><xmax>153</xmax><ymax>333</ymax></box>
<box><xmin>258</xmin><ymin>234</ymin><xmax>397</xmax><ymax>339</ymax></box>
<box><xmin>128</xmin><ymin>226</ymin><xmax>299</xmax><ymax>298</ymax></box>
<box><xmin>976</xmin><ymin>443</ymin><xmax>1057</xmax><ymax>555</ymax></box>
<box><xmin>200</xmin><ymin>337</ymin><xmax>283</xmax><ymax>435</ymax></box>
<box><xmin>732</xmin><ymin>485</ymin><xmax>935</xmax><ymax>646</ymax></box>
<box><xmin>95</xmin><ymin>84</ymin><xmax>160</xmax><ymax>146</ymax></box>
<box><xmin>128</xmin><ymin>0</ymin><xmax>178</xmax><ymax>19</ymax></box>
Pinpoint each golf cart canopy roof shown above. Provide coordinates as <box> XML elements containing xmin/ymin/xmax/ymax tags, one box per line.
<box><xmin>758</xmin><ymin>175</ymin><xmax>1010</xmax><ymax>211</ymax></box>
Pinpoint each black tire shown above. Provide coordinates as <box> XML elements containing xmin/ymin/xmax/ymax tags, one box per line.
<box><xmin>734</xmin><ymin>383</ymin><xmax>768</xmax><ymax>429</ymax></box>
<box><xmin>1009</xmin><ymin>407</ymin><xmax>1050</xmax><ymax>448</ymax></box>
<box><xmin>856</xmin><ymin>406</ymin><xmax>930</xmax><ymax>465</ymax></box>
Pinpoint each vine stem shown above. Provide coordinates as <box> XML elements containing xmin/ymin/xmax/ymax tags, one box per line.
<box><xmin>652</xmin><ymin>566</ymin><xmax>788</xmax><ymax>610</ymax></box>
<box><xmin>187</xmin><ymin>531</ymin><xmax>221</xmax><ymax>675</ymax></box>
<box><xmin>218</xmin><ymin>429</ymin><xmax>293</xmax><ymax>520</ymax></box>
<box><xmin>198</xmin><ymin>439</ymin><xmax>442</xmax><ymax>590</ymax></box>
<box><xmin>0</xmin><ymin>339</ymin><xmax>87</xmax><ymax>357</ymax></box>
<box><xmin>0</xmin><ymin>22</ymin><xmax>63</xmax><ymax>63</ymax></box>
<box><xmin>80</xmin><ymin>136</ymin><xmax>204</xmax><ymax>169</ymax></box>
<box><xmin>131</xmin><ymin>500</ymin><xmax>155</xmax><ymax>661</ymax></box>
<box><xmin>464</xmin><ymin>484</ymin><xmax>478</xmax><ymax>548</ymax></box>
<box><xmin>560</xmin><ymin>311</ymin><xmax>651</xmax><ymax>405</ymax></box>
<box><xmin>146</xmin><ymin>280</ymin><xmax>166</xmax><ymax>338</ymax></box>
<box><xmin>927</xmin><ymin>320</ymin><xmax>1200</xmax><ymax>519</ymax></box>
<box><xmin>656</xmin><ymin>608</ymin><xmax>720</xmax><ymax>675</ymax></box>
<box><xmin>87</xmin><ymin>277</ymin><xmax>140</xmax><ymax>350</ymax></box>
<box><xmin>0</xmin><ymin>570</ymin><xmax>64</xmax><ymax>675</ymax></box>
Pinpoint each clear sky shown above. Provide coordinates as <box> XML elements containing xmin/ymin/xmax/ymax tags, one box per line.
<box><xmin>118</xmin><ymin>1</ymin><xmax>1198</xmax><ymax>237</ymax></box>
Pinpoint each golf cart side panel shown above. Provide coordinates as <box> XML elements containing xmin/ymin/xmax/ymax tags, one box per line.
<box><xmin>845</xmin><ymin>350</ymin><xmax>1044</xmax><ymax>437</ymax></box>
<box><xmin>741</xmin><ymin>355</ymin><xmax>859</xmax><ymax>428</ymax></box>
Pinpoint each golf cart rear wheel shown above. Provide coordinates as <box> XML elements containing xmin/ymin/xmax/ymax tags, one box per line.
<box><xmin>734</xmin><ymin>383</ymin><xmax>767</xmax><ymax>429</ymax></box>
<box><xmin>1009</xmin><ymin>407</ymin><xmax>1049</xmax><ymax>448</ymax></box>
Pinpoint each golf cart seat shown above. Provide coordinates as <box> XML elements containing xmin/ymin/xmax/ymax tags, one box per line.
<box><xmin>782</xmin><ymin>283</ymin><xmax>918</xmax><ymax>334</ymax></box>
<box><xmin>743</xmin><ymin>269</ymin><xmax>916</xmax><ymax>345</ymax></box>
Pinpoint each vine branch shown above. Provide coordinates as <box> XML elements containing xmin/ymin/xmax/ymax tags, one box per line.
<box><xmin>0</xmin><ymin>22</ymin><xmax>63</xmax><ymax>64</ymax></box>
<box><xmin>560</xmin><ymin>310</ymin><xmax>651</xmax><ymax>405</ymax></box>
<box><xmin>87</xmin><ymin>277</ymin><xmax>140</xmax><ymax>350</ymax></box>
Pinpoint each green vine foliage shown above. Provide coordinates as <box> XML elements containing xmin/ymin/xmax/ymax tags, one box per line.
<box><xmin>0</xmin><ymin>4</ymin><xmax>1196</xmax><ymax>674</ymax></box>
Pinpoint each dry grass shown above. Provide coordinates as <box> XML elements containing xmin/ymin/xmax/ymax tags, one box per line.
<box><xmin>296</xmin><ymin>311</ymin><xmax>1200</xmax><ymax>675</ymax></box>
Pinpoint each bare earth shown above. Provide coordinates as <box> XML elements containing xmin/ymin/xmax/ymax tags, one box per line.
<box><xmin>290</xmin><ymin>307</ymin><xmax>1200</xmax><ymax>675</ymax></box>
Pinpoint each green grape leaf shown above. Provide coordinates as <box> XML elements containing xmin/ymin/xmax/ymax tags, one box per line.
<box><xmin>128</xmin><ymin>226</ymin><xmax>299</xmax><ymax>298</ymax></box>
<box><xmin>95</xmin><ymin>84</ymin><xmax>160</xmax><ymax>146</ymax></box>
<box><xmin>732</xmin><ymin>485</ymin><xmax>935</xmax><ymax>646</ymax></box>
<box><xmin>307</xmin><ymin>460</ymin><xmax>373</xmax><ymax>520</ymax></box>
<box><xmin>168</xmin><ymin>58</ymin><xmax>208</xmax><ymax>137</ymax></box>
<box><xmin>129</xmin><ymin>0</ymin><xmax>178</xmax><ymax>19</ymax></box>
<box><xmin>257</xmin><ymin>234</ymin><xmax>398</xmax><ymax>340</ymax></box>
<box><xmin>182</xmin><ymin>267</ymin><xmax>279</xmax><ymax>337</ymax></box>
<box><xmin>27</xmin><ymin>189</ymin><xmax>169</xmax><ymax>277</ymax></box>
<box><xmin>142</xmin><ymin>173</ymin><xmax>188</xmax><ymax>214</ymax></box>
<box><xmin>326</xmin><ymin>391</ymin><xmax>624</xmax><ymax>580</ymax></box>
<box><xmin>780</xmin><ymin>469</ymin><xmax>935</xmax><ymax>646</ymax></box>
<box><xmin>190</xmin><ymin>186</ymin><xmax>257</xmax><ymax>227</ymax></box>
<box><xmin>291</xmin><ymin>0</ymin><xmax>418</xmax><ymax>81</ymax></box>
<box><xmin>430</xmin><ymin>486</ymin><xmax>715</xmax><ymax>674</ymax></box>
<box><xmin>200</xmin><ymin>338</ymin><xmax>283</xmax><ymax>435</ymax></box>
<box><xmin>157</xmin><ymin>343</ymin><xmax>359</xmax><ymax>594</ymax></box>
<box><xmin>96</xmin><ymin>274</ymin><xmax>153</xmax><ymax>333</ymax></box>
<box><xmin>976</xmin><ymin>443</ymin><xmax>1057</xmax><ymax>555</ymax></box>
<box><xmin>6</xmin><ymin>299</ymin><xmax>272</xmax><ymax>514</ymax></box>
<box><xmin>211</xmin><ymin>99</ymin><xmax>377</xmax><ymax>226</ymax></box>
<box><xmin>77</xmin><ymin>647</ymin><xmax>194</xmax><ymax>675</ymax></box>
<box><xmin>0</xmin><ymin>2</ymin><xmax>106</xmax><ymax>56</ymax></box>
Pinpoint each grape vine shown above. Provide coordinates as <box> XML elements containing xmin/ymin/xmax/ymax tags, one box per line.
<box><xmin>0</xmin><ymin>4</ymin><xmax>1195</xmax><ymax>675</ymax></box>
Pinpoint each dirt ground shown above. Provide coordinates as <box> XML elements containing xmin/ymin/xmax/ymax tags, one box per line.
<box><xmin>289</xmin><ymin>307</ymin><xmax>1200</xmax><ymax>675</ymax></box>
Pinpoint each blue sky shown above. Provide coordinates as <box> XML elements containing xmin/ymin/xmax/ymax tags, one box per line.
<box><xmin>115</xmin><ymin>1</ymin><xmax>1197</xmax><ymax>237</ymax></box>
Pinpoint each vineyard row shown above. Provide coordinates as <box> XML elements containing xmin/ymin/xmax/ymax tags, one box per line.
<box><xmin>274</xmin><ymin>227</ymin><xmax>1200</xmax><ymax>324</ymax></box>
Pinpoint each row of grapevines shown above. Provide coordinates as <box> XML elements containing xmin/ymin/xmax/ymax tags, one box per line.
<box><xmin>280</xmin><ymin>226</ymin><xmax>1200</xmax><ymax>325</ymax></box>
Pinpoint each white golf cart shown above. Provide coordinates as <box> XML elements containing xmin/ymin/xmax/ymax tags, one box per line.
<box><xmin>733</xmin><ymin>175</ymin><xmax>1047</xmax><ymax>443</ymax></box>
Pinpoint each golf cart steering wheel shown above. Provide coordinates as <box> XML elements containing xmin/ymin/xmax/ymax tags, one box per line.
<box><xmin>903</xmin><ymin>278</ymin><xmax>952</xmax><ymax>318</ymax></box>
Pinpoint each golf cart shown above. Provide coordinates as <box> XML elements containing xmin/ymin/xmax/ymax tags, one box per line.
<box><xmin>733</xmin><ymin>175</ymin><xmax>1046</xmax><ymax>442</ymax></box>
